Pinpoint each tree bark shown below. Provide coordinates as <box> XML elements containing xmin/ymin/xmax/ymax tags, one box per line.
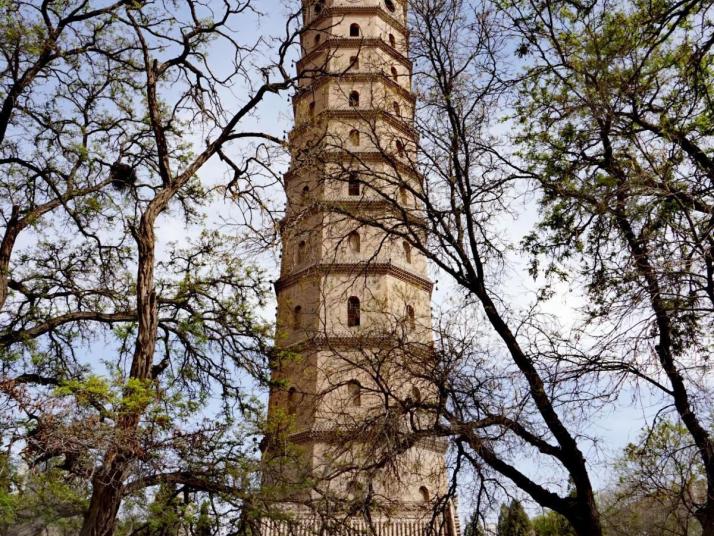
<box><xmin>696</xmin><ymin>504</ymin><xmax>714</xmax><ymax>536</ymax></box>
<box><xmin>0</xmin><ymin>205</ymin><xmax>20</xmax><ymax>311</ymax></box>
<box><xmin>80</xmin><ymin>456</ymin><xmax>129</xmax><ymax>536</ymax></box>
<box><xmin>79</xmin><ymin>208</ymin><xmax>160</xmax><ymax>536</ymax></box>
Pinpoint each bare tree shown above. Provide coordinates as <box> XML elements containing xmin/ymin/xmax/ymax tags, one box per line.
<box><xmin>507</xmin><ymin>0</ymin><xmax>714</xmax><ymax>532</ymax></box>
<box><xmin>0</xmin><ymin>1</ymin><xmax>307</xmax><ymax>535</ymax></box>
<box><xmin>308</xmin><ymin>0</ymin><xmax>714</xmax><ymax>533</ymax></box>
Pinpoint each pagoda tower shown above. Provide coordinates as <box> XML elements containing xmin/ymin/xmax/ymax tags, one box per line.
<box><xmin>264</xmin><ymin>1</ymin><xmax>459</xmax><ymax>534</ymax></box>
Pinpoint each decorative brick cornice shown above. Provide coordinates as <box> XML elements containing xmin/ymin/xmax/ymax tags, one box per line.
<box><xmin>276</xmin><ymin>330</ymin><xmax>433</xmax><ymax>347</ymax></box>
<box><xmin>288</xmin><ymin>429</ymin><xmax>449</xmax><ymax>454</ymax></box>
<box><xmin>277</xmin><ymin>200</ymin><xmax>428</xmax><ymax>236</ymax></box>
<box><xmin>294</xmin><ymin>72</ymin><xmax>416</xmax><ymax>105</ymax></box>
<box><xmin>274</xmin><ymin>262</ymin><xmax>433</xmax><ymax>293</ymax></box>
<box><xmin>317</xmin><ymin>199</ymin><xmax>426</xmax><ymax>224</ymax></box>
<box><xmin>298</xmin><ymin>37</ymin><xmax>412</xmax><ymax>72</ymax></box>
<box><xmin>283</xmin><ymin>151</ymin><xmax>421</xmax><ymax>183</ymax></box>
<box><xmin>281</xmin><ymin>335</ymin><xmax>436</xmax><ymax>358</ymax></box>
<box><xmin>289</xmin><ymin>108</ymin><xmax>417</xmax><ymax>140</ymax></box>
<box><xmin>306</xmin><ymin>6</ymin><xmax>408</xmax><ymax>35</ymax></box>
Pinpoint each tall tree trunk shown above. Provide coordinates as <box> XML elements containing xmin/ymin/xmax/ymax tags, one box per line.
<box><xmin>0</xmin><ymin>206</ymin><xmax>20</xmax><ymax>312</ymax></box>
<box><xmin>79</xmin><ymin>457</ymin><xmax>129</xmax><ymax>536</ymax></box>
<box><xmin>572</xmin><ymin>517</ymin><xmax>604</xmax><ymax>536</ymax></box>
<box><xmin>698</xmin><ymin>498</ymin><xmax>714</xmax><ymax>536</ymax></box>
<box><xmin>79</xmin><ymin>209</ymin><xmax>160</xmax><ymax>536</ymax></box>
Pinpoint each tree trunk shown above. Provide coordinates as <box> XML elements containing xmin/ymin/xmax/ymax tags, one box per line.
<box><xmin>570</xmin><ymin>501</ymin><xmax>603</xmax><ymax>536</ymax></box>
<box><xmin>0</xmin><ymin>206</ymin><xmax>20</xmax><ymax>312</ymax></box>
<box><xmin>80</xmin><ymin>457</ymin><xmax>129</xmax><ymax>536</ymax></box>
<box><xmin>697</xmin><ymin>502</ymin><xmax>714</xmax><ymax>536</ymax></box>
<box><xmin>79</xmin><ymin>210</ymin><xmax>160</xmax><ymax>536</ymax></box>
<box><xmin>571</xmin><ymin>521</ymin><xmax>603</xmax><ymax>536</ymax></box>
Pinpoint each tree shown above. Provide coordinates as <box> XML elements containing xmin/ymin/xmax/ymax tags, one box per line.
<box><xmin>463</xmin><ymin>511</ymin><xmax>486</xmax><ymax>536</ymax></box>
<box><xmin>317</xmin><ymin>0</ymin><xmax>607</xmax><ymax>533</ymax></box>
<box><xmin>0</xmin><ymin>1</ymin><xmax>305</xmax><ymax>535</ymax></box>
<box><xmin>497</xmin><ymin>500</ymin><xmax>532</xmax><ymax>536</ymax></box>
<box><xmin>509</xmin><ymin>0</ymin><xmax>714</xmax><ymax>531</ymax></box>
<box><xmin>598</xmin><ymin>420</ymin><xmax>705</xmax><ymax>536</ymax></box>
<box><xmin>143</xmin><ymin>483</ymin><xmax>186</xmax><ymax>536</ymax></box>
<box><xmin>0</xmin><ymin>457</ymin><xmax>85</xmax><ymax>536</ymax></box>
<box><xmin>532</xmin><ymin>510</ymin><xmax>576</xmax><ymax>536</ymax></box>
<box><xmin>195</xmin><ymin>502</ymin><xmax>213</xmax><ymax>536</ymax></box>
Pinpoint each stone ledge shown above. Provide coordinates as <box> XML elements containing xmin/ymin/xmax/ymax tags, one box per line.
<box><xmin>274</xmin><ymin>262</ymin><xmax>433</xmax><ymax>293</ymax></box>
<box><xmin>305</xmin><ymin>6</ymin><xmax>409</xmax><ymax>35</ymax></box>
<box><xmin>288</xmin><ymin>428</ymin><xmax>450</xmax><ymax>454</ymax></box>
<box><xmin>289</xmin><ymin>108</ymin><xmax>418</xmax><ymax>141</ymax></box>
<box><xmin>298</xmin><ymin>37</ymin><xmax>412</xmax><ymax>72</ymax></box>
<box><xmin>294</xmin><ymin>72</ymin><xmax>416</xmax><ymax>105</ymax></box>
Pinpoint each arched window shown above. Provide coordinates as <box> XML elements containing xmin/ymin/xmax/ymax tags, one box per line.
<box><xmin>347</xmin><ymin>380</ymin><xmax>362</xmax><ymax>407</ymax></box>
<box><xmin>314</xmin><ymin>34</ymin><xmax>321</xmax><ymax>46</ymax></box>
<box><xmin>350</xmin><ymin>55</ymin><xmax>360</xmax><ymax>70</ymax></box>
<box><xmin>403</xmin><ymin>241</ymin><xmax>411</xmax><ymax>264</ymax></box>
<box><xmin>406</xmin><ymin>304</ymin><xmax>415</xmax><ymax>330</ymax></box>
<box><xmin>396</xmin><ymin>139</ymin><xmax>405</xmax><ymax>156</ymax></box>
<box><xmin>393</xmin><ymin>101</ymin><xmax>401</xmax><ymax>116</ymax></box>
<box><xmin>385</xmin><ymin>0</ymin><xmax>396</xmax><ymax>13</ymax></box>
<box><xmin>349</xmin><ymin>129</ymin><xmax>360</xmax><ymax>146</ymax></box>
<box><xmin>293</xmin><ymin>305</ymin><xmax>302</xmax><ymax>329</ymax></box>
<box><xmin>391</xmin><ymin>66</ymin><xmax>398</xmax><ymax>82</ymax></box>
<box><xmin>296</xmin><ymin>240</ymin><xmax>306</xmax><ymax>264</ymax></box>
<box><xmin>349</xmin><ymin>23</ymin><xmax>360</xmax><ymax>37</ymax></box>
<box><xmin>347</xmin><ymin>296</ymin><xmax>361</xmax><ymax>327</ymax></box>
<box><xmin>309</xmin><ymin>101</ymin><xmax>316</xmax><ymax>118</ymax></box>
<box><xmin>419</xmin><ymin>486</ymin><xmax>430</xmax><ymax>503</ymax></box>
<box><xmin>349</xmin><ymin>91</ymin><xmax>360</xmax><ymax>107</ymax></box>
<box><xmin>287</xmin><ymin>387</ymin><xmax>298</xmax><ymax>415</ymax></box>
<box><xmin>348</xmin><ymin>172</ymin><xmax>360</xmax><ymax>196</ymax></box>
<box><xmin>314</xmin><ymin>1</ymin><xmax>324</xmax><ymax>15</ymax></box>
<box><xmin>399</xmin><ymin>186</ymin><xmax>408</xmax><ymax>205</ymax></box>
<box><xmin>348</xmin><ymin>231</ymin><xmax>361</xmax><ymax>253</ymax></box>
<box><xmin>302</xmin><ymin>185</ymin><xmax>310</xmax><ymax>196</ymax></box>
<box><xmin>389</xmin><ymin>33</ymin><xmax>396</xmax><ymax>48</ymax></box>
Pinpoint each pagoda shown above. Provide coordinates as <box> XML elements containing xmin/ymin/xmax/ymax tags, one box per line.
<box><xmin>263</xmin><ymin>2</ymin><xmax>459</xmax><ymax>534</ymax></box>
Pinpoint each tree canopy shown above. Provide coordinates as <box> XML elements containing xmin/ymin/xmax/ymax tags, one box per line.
<box><xmin>0</xmin><ymin>1</ymin><xmax>303</xmax><ymax>534</ymax></box>
<box><xmin>497</xmin><ymin>500</ymin><xmax>533</xmax><ymax>536</ymax></box>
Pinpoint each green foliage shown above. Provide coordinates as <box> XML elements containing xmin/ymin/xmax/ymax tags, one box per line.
<box><xmin>196</xmin><ymin>502</ymin><xmax>213</xmax><ymax>536</ymax></box>
<box><xmin>600</xmin><ymin>419</ymin><xmax>706</xmax><ymax>535</ymax></box>
<box><xmin>52</xmin><ymin>374</ymin><xmax>160</xmax><ymax>418</ymax></box>
<box><xmin>0</xmin><ymin>451</ymin><xmax>16</xmax><ymax>525</ymax></box>
<box><xmin>532</xmin><ymin>510</ymin><xmax>575</xmax><ymax>536</ymax></box>
<box><xmin>144</xmin><ymin>484</ymin><xmax>185</xmax><ymax>536</ymax></box>
<box><xmin>514</xmin><ymin>0</ymin><xmax>714</xmax><ymax>351</ymax></box>
<box><xmin>53</xmin><ymin>375</ymin><xmax>114</xmax><ymax>406</ymax></box>
<box><xmin>463</xmin><ymin>511</ymin><xmax>485</xmax><ymax>536</ymax></box>
<box><xmin>497</xmin><ymin>500</ymin><xmax>532</xmax><ymax>536</ymax></box>
<box><xmin>0</xmin><ymin>456</ymin><xmax>86</xmax><ymax>533</ymax></box>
